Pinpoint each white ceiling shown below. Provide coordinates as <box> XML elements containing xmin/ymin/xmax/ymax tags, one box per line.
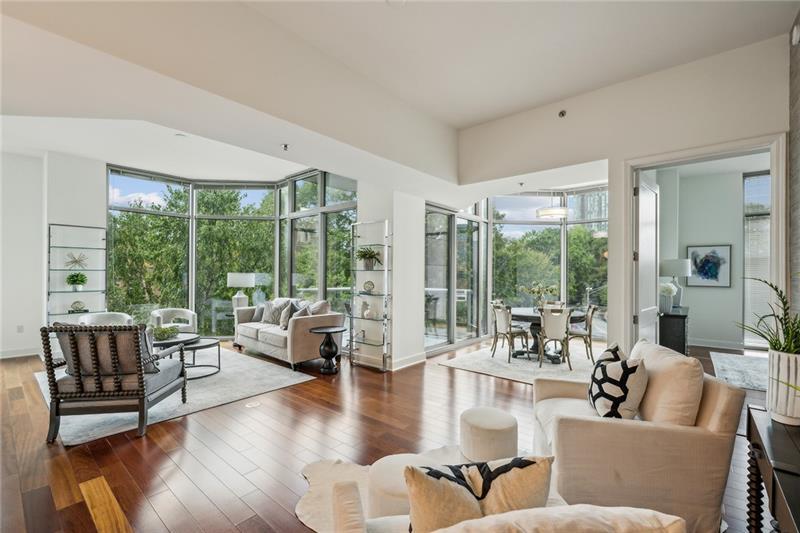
<box><xmin>1</xmin><ymin>116</ymin><xmax>307</xmax><ymax>182</ymax></box>
<box><xmin>662</xmin><ymin>151</ymin><xmax>771</xmax><ymax>178</ymax></box>
<box><xmin>253</xmin><ymin>1</ymin><xmax>798</xmax><ymax>128</ymax></box>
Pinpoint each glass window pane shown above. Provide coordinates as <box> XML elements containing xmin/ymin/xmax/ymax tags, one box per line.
<box><xmin>325</xmin><ymin>174</ymin><xmax>357</xmax><ymax>205</ymax></box>
<box><xmin>455</xmin><ymin>218</ymin><xmax>478</xmax><ymax>341</ymax></box>
<box><xmin>279</xmin><ymin>219</ymin><xmax>288</xmax><ymax>297</ymax></box>
<box><xmin>294</xmin><ymin>175</ymin><xmax>319</xmax><ymax>211</ymax></box>
<box><xmin>425</xmin><ymin>211</ymin><xmax>450</xmax><ymax>348</ymax></box>
<box><xmin>195</xmin><ymin>219</ymin><xmax>275</xmax><ymax>336</ymax></box>
<box><xmin>326</xmin><ymin>210</ymin><xmax>356</xmax><ymax>312</ymax></box>
<box><xmin>744</xmin><ymin>215</ymin><xmax>771</xmax><ymax>347</ymax></box>
<box><xmin>279</xmin><ymin>185</ymin><xmax>289</xmax><ymax>216</ymax></box>
<box><xmin>107</xmin><ymin>211</ymin><xmax>189</xmax><ymax>322</ymax></box>
<box><xmin>196</xmin><ymin>187</ymin><xmax>275</xmax><ymax>217</ymax></box>
<box><xmin>109</xmin><ymin>171</ymin><xmax>188</xmax><ymax>213</ymax></box>
<box><xmin>567</xmin><ymin>189</ymin><xmax>608</xmax><ymax>221</ymax></box>
<box><xmin>493</xmin><ymin>195</ymin><xmax>562</xmax><ymax>222</ymax></box>
<box><xmin>567</xmin><ymin>222</ymin><xmax>608</xmax><ymax>339</ymax></box>
<box><xmin>492</xmin><ymin>224</ymin><xmax>560</xmax><ymax>306</ymax></box>
<box><xmin>480</xmin><ymin>222</ymin><xmax>488</xmax><ymax>335</ymax></box>
<box><xmin>744</xmin><ymin>173</ymin><xmax>771</xmax><ymax>215</ymax></box>
<box><xmin>291</xmin><ymin>216</ymin><xmax>319</xmax><ymax>299</ymax></box>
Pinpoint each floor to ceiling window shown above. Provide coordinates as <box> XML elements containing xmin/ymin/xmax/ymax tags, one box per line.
<box><xmin>425</xmin><ymin>202</ymin><xmax>489</xmax><ymax>350</ymax></box>
<box><xmin>194</xmin><ymin>185</ymin><xmax>275</xmax><ymax>336</ymax></box>
<box><xmin>743</xmin><ymin>171</ymin><xmax>771</xmax><ymax>347</ymax></box>
<box><xmin>107</xmin><ymin>168</ymin><xmax>190</xmax><ymax>323</ymax></box>
<box><xmin>490</xmin><ymin>188</ymin><xmax>608</xmax><ymax>339</ymax></box>
<box><xmin>107</xmin><ymin>166</ymin><xmax>357</xmax><ymax>336</ymax></box>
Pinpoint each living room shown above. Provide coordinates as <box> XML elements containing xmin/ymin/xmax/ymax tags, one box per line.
<box><xmin>1</xmin><ymin>2</ymin><xmax>799</xmax><ymax>533</ymax></box>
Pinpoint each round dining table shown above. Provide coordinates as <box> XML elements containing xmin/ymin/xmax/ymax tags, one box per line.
<box><xmin>509</xmin><ymin>307</ymin><xmax>587</xmax><ymax>363</ymax></box>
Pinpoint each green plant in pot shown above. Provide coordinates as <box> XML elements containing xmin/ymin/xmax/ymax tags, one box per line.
<box><xmin>66</xmin><ymin>272</ymin><xmax>88</xmax><ymax>292</ymax></box>
<box><xmin>520</xmin><ymin>282</ymin><xmax>559</xmax><ymax>308</ymax></box>
<box><xmin>356</xmin><ymin>247</ymin><xmax>382</xmax><ymax>271</ymax></box>
<box><xmin>153</xmin><ymin>326</ymin><xmax>180</xmax><ymax>341</ymax></box>
<box><xmin>737</xmin><ymin>278</ymin><xmax>800</xmax><ymax>426</ymax></box>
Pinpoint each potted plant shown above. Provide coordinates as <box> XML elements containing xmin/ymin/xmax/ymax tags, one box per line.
<box><xmin>153</xmin><ymin>326</ymin><xmax>180</xmax><ymax>341</ymax></box>
<box><xmin>738</xmin><ymin>278</ymin><xmax>800</xmax><ymax>426</ymax></box>
<box><xmin>520</xmin><ymin>282</ymin><xmax>559</xmax><ymax>308</ymax></box>
<box><xmin>66</xmin><ymin>272</ymin><xmax>88</xmax><ymax>292</ymax></box>
<box><xmin>356</xmin><ymin>247</ymin><xmax>383</xmax><ymax>271</ymax></box>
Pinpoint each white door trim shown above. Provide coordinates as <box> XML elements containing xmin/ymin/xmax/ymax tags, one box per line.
<box><xmin>624</xmin><ymin>132</ymin><xmax>788</xmax><ymax>350</ymax></box>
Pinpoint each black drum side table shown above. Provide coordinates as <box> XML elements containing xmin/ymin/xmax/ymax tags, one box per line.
<box><xmin>309</xmin><ymin>326</ymin><xmax>347</xmax><ymax>375</ymax></box>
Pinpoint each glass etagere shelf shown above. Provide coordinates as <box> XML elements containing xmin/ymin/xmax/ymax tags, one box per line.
<box><xmin>348</xmin><ymin>219</ymin><xmax>392</xmax><ymax>372</ymax></box>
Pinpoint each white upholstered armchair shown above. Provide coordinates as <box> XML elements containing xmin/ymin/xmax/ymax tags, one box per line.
<box><xmin>150</xmin><ymin>308</ymin><xmax>198</xmax><ymax>333</ymax></box>
<box><xmin>78</xmin><ymin>312</ymin><xmax>134</xmax><ymax>325</ymax></box>
<box><xmin>532</xmin><ymin>341</ymin><xmax>745</xmax><ymax>533</ymax></box>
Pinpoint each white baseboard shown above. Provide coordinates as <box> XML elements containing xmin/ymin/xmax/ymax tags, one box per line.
<box><xmin>0</xmin><ymin>347</ymin><xmax>41</xmax><ymax>359</ymax></box>
<box><xmin>391</xmin><ymin>351</ymin><xmax>426</xmax><ymax>371</ymax></box>
<box><xmin>688</xmin><ymin>337</ymin><xmax>744</xmax><ymax>351</ymax></box>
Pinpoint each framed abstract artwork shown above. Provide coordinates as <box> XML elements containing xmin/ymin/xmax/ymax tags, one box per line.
<box><xmin>686</xmin><ymin>245</ymin><xmax>731</xmax><ymax>288</ymax></box>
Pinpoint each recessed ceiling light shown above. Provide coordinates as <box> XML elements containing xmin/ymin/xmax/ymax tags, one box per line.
<box><xmin>281</xmin><ymin>143</ymin><xmax>289</xmax><ymax>151</ymax></box>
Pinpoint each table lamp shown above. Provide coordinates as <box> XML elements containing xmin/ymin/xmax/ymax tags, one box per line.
<box><xmin>659</xmin><ymin>259</ymin><xmax>692</xmax><ymax>307</ymax></box>
<box><xmin>227</xmin><ymin>272</ymin><xmax>255</xmax><ymax>309</ymax></box>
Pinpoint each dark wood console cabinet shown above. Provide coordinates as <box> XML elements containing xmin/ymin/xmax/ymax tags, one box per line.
<box><xmin>659</xmin><ymin>306</ymin><xmax>688</xmax><ymax>355</ymax></box>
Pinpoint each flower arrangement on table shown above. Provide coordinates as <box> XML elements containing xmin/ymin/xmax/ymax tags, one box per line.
<box><xmin>153</xmin><ymin>326</ymin><xmax>180</xmax><ymax>341</ymax></box>
<box><xmin>519</xmin><ymin>282</ymin><xmax>559</xmax><ymax>307</ymax></box>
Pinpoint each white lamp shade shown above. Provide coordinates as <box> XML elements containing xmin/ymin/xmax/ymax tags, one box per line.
<box><xmin>660</xmin><ymin>259</ymin><xmax>691</xmax><ymax>278</ymax></box>
<box><xmin>227</xmin><ymin>272</ymin><xmax>255</xmax><ymax>288</ymax></box>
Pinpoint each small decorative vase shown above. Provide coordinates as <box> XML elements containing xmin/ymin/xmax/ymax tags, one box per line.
<box><xmin>768</xmin><ymin>349</ymin><xmax>800</xmax><ymax>426</ymax></box>
<box><xmin>72</xmin><ymin>285</ymin><xmax>83</xmax><ymax>292</ymax></box>
<box><xmin>364</xmin><ymin>258</ymin><xmax>375</xmax><ymax>271</ymax></box>
<box><xmin>361</xmin><ymin>301</ymin><xmax>370</xmax><ymax>318</ymax></box>
<box><xmin>658</xmin><ymin>294</ymin><xmax>673</xmax><ymax>314</ymax></box>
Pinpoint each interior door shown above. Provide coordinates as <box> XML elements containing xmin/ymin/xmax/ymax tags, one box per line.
<box><xmin>634</xmin><ymin>170</ymin><xmax>660</xmax><ymax>343</ymax></box>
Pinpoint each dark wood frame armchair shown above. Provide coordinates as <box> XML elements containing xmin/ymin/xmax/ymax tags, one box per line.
<box><xmin>40</xmin><ymin>324</ymin><xmax>187</xmax><ymax>444</ymax></box>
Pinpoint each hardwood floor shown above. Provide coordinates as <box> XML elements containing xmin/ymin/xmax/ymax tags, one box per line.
<box><xmin>0</xmin><ymin>340</ymin><xmax>772</xmax><ymax>532</ymax></box>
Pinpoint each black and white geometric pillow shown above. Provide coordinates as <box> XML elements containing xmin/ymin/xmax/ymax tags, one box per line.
<box><xmin>588</xmin><ymin>344</ymin><xmax>648</xmax><ymax>419</ymax></box>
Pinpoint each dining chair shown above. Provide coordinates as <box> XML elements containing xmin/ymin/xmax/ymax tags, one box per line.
<box><xmin>489</xmin><ymin>299</ymin><xmax>504</xmax><ymax>351</ymax></box>
<box><xmin>568</xmin><ymin>304</ymin><xmax>598</xmax><ymax>363</ymax></box>
<box><xmin>538</xmin><ymin>307</ymin><xmax>573</xmax><ymax>370</ymax></box>
<box><xmin>491</xmin><ymin>304</ymin><xmax>529</xmax><ymax>363</ymax></box>
<box><xmin>542</xmin><ymin>300</ymin><xmax>566</xmax><ymax>309</ymax></box>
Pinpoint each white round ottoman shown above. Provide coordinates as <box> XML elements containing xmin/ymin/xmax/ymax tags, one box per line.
<box><xmin>460</xmin><ymin>407</ymin><xmax>518</xmax><ymax>462</ymax></box>
<box><xmin>367</xmin><ymin>453</ymin><xmax>430</xmax><ymax>518</ymax></box>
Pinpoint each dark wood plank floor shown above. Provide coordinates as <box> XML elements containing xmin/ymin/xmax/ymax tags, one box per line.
<box><xmin>0</xmin><ymin>340</ymin><xmax>772</xmax><ymax>532</ymax></box>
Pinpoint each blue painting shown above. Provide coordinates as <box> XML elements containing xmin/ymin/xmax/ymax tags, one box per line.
<box><xmin>687</xmin><ymin>245</ymin><xmax>731</xmax><ymax>287</ymax></box>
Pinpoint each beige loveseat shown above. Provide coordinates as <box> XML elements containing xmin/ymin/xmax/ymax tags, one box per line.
<box><xmin>532</xmin><ymin>340</ymin><xmax>745</xmax><ymax>533</ymax></box>
<box><xmin>234</xmin><ymin>299</ymin><xmax>344</xmax><ymax>370</ymax></box>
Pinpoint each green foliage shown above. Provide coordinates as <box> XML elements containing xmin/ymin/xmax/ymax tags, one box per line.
<box><xmin>153</xmin><ymin>326</ymin><xmax>179</xmax><ymax>341</ymax></box>
<box><xmin>355</xmin><ymin>247</ymin><xmax>382</xmax><ymax>264</ymax></box>
<box><xmin>520</xmin><ymin>282</ymin><xmax>559</xmax><ymax>303</ymax></box>
<box><xmin>66</xmin><ymin>272</ymin><xmax>88</xmax><ymax>286</ymax></box>
<box><xmin>737</xmin><ymin>278</ymin><xmax>800</xmax><ymax>353</ymax></box>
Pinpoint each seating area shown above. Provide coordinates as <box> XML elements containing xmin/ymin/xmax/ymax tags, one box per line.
<box><xmin>2</xmin><ymin>3</ymin><xmax>800</xmax><ymax>532</ymax></box>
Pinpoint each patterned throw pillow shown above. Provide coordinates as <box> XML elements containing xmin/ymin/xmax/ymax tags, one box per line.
<box><xmin>251</xmin><ymin>304</ymin><xmax>265</xmax><ymax>322</ymax></box>
<box><xmin>588</xmin><ymin>343</ymin><xmax>648</xmax><ymax>418</ymax></box>
<box><xmin>261</xmin><ymin>299</ymin><xmax>290</xmax><ymax>325</ymax></box>
<box><xmin>307</xmin><ymin>300</ymin><xmax>331</xmax><ymax>315</ymax></box>
<box><xmin>279</xmin><ymin>301</ymin><xmax>307</xmax><ymax>330</ymax></box>
<box><xmin>404</xmin><ymin>456</ymin><xmax>553</xmax><ymax>533</ymax></box>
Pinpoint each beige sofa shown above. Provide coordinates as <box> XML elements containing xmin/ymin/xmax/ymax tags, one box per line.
<box><xmin>234</xmin><ymin>300</ymin><xmax>344</xmax><ymax>370</ymax></box>
<box><xmin>332</xmin><ymin>481</ymin><xmax>686</xmax><ymax>532</ymax></box>
<box><xmin>532</xmin><ymin>341</ymin><xmax>745</xmax><ymax>533</ymax></box>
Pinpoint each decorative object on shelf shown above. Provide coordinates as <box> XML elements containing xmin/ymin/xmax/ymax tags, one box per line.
<box><xmin>361</xmin><ymin>301</ymin><xmax>370</xmax><ymax>318</ymax></box>
<box><xmin>738</xmin><ymin>278</ymin><xmax>800</xmax><ymax>425</ymax></box>
<box><xmin>153</xmin><ymin>325</ymin><xmax>180</xmax><ymax>342</ymax></box>
<box><xmin>687</xmin><ymin>244</ymin><xmax>731</xmax><ymax>287</ymax></box>
<box><xmin>658</xmin><ymin>282</ymin><xmax>677</xmax><ymax>313</ymax></box>
<box><xmin>64</xmin><ymin>252</ymin><xmax>88</xmax><ymax>270</ymax></box>
<box><xmin>519</xmin><ymin>282</ymin><xmax>558</xmax><ymax>308</ymax></box>
<box><xmin>65</xmin><ymin>272</ymin><xmax>87</xmax><ymax>292</ymax></box>
<box><xmin>227</xmin><ymin>272</ymin><xmax>255</xmax><ymax>309</ymax></box>
<box><xmin>355</xmin><ymin>247</ymin><xmax>382</xmax><ymax>270</ymax></box>
<box><xmin>70</xmin><ymin>300</ymin><xmax>87</xmax><ymax>312</ymax></box>
<box><xmin>659</xmin><ymin>258</ymin><xmax>691</xmax><ymax>306</ymax></box>
<box><xmin>362</xmin><ymin>280</ymin><xmax>375</xmax><ymax>294</ymax></box>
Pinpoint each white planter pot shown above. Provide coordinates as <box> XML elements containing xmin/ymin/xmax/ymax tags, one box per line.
<box><xmin>768</xmin><ymin>349</ymin><xmax>800</xmax><ymax>426</ymax></box>
<box><xmin>72</xmin><ymin>285</ymin><xmax>84</xmax><ymax>292</ymax></box>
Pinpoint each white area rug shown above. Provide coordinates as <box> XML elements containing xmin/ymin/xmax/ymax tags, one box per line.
<box><xmin>439</xmin><ymin>345</ymin><xmax>601</xmax><ymax>385</ymax></box>
<box><xmin>710</xmin><ymin>351</ymin><xmax>769</xmax><ymax>391</ymax></box>
<box><xmin>35</xmin><ymin>347</ymin><xmax>314</xmax><ymax>446</ymax></box>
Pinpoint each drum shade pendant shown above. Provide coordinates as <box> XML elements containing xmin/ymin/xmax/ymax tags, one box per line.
<box><xmin>536</xmin><ymin>196</ymin><xmax>568</xmax><ymax>219</ymax></box>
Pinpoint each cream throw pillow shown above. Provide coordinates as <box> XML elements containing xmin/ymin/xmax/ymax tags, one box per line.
<box><xmin>630</xmin><ymin>339</ymin><xmax>704</xmax><ymax>426</ymax></box>
<box><xmin>261</xmin><ymin>299</ymin><xmax>290</xmax><ymax>325</ymax></box>
<box><xmin>404</xmin><ymin>456</ymin><xmax>553</xmax><ymax>533</ymax></box>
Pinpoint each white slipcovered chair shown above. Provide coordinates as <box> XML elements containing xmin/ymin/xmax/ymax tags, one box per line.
<box><xmin>150</xmin><ymin>308</ymin><xmax>197</xmax><ymax>333</ymax></box>
<box><xmin>532</xmin><ymin>340</ymin><xmax>746</xmax><ymax>533</ymax></box>
<box><xmin>78</xmin><ymin>312</ymin><xmax>134</xmax><ymax>326</ymax></box>
<box><xmin>537</xmin><ymin>307</ymin><xmax>572</xmax><ymax>369</ymax></box>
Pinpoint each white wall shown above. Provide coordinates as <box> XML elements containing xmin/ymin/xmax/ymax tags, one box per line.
<box><xmin>679</xmin><ymin>173</ymin><xmax>744</xmax><ymax>349</ymax></box>
<box><xmin>460</xmin><ymin>35</ymin><xmax>790</xmax><ymax>350</ymax></box>
<box><xmin>1</xmin><ymin>153</ymin><xmax>45</xmax><ymax>357</ymax></box>
<box><xmin>46</xmin><ymin>151</ymin><xmax>107</xmax><ymax>228</ymax></box>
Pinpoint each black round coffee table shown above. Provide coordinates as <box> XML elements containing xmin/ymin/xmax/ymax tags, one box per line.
<box><xmin>309</xmin><ymin>326</ymin><xmax>347</xmax><ymax>375</ymax></box>
<box><xmin>153</xmin><ymin>332</ymin><xmax>199</xmax><ymax>349</ymax></box>
<box><xmin>154</xmin><ymin>335</ymin><xmax>221</xmax><ymax>380</ymax></box>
